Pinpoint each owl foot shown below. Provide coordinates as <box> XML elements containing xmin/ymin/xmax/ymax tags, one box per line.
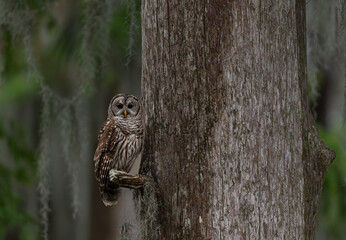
<box><xmin>109</xmin><ymin>170</ymin><xmax>134</xmax><ymax>180</ymax></box>
<box><xmin>109</xmin><ymin>169</ymin><xmax>150</xmax><ymax>190</ymax></box>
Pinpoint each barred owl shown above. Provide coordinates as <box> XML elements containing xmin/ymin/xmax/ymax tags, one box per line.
<box><xmin>94</xmin><ymin>94</ymin><xmax>143</xmax><ymax>206</ymax></box>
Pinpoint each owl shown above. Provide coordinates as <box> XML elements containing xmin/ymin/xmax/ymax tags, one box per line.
<box><xmin>94</xmin><ymin>94</ymin><xmax>143</xmax><ymax>206</ymax></box>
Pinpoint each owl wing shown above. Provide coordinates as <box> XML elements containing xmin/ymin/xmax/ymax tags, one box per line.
<box><xmin>94</xmin><ymin>119</ymin><xmax>120</xmax><ymax>184</ymax></box>
<box><xmin>94</xmin><ymin>119</ymin><xmax>126</xmax><ymax>205</ymax></box>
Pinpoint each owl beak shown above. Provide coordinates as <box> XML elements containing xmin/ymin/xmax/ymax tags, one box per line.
<box><xmin>124</xmin><ymin>110</ymin><xmax>127</xmax><ymax>118</ymax></box>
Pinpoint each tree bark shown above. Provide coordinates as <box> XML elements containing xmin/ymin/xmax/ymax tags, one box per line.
<box><xmin>141</xmin><ymin>1</ymin><xmax>335</xmax><ymax>239</ymax></box>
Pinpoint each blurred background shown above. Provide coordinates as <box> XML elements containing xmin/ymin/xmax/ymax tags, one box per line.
<box><xmin>0</xmin><ymin>0</ymin><xmax>344</xmax><ymax>240</ymax></box>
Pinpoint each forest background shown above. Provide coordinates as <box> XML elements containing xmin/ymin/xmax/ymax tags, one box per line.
<box><xmin>0</xmin><ymin>0</ymin><xmax>345</xmax><ymax>240</ymax></box>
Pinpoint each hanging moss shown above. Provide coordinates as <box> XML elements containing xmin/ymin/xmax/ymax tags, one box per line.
<box><xmin>120</xmin><ymin>222</ymin><xmax>133</xmax><ymax>240</ymax></box>
<box><xmin>124</xmin><ymin>0</ymin><xmax>139</xmax><ymax>66</ymax></box>
<box><xmin>37</xmin><ymin>89</ymin><xmax>53</xmax><ymax>240</ymax></box>
<box><xmin>0</xmin><ymin>0</ymin><xmax>117</xmax><ymax>238</ymax></box>
<box><xmin>306</xmin><ymin>0</ymin><xmax>345</xmax><ymax>106</ymax></box>
<box><xmin>139</xmin><ymin>180</ymin><xmax>161</xmax><ymax>240</ymax></box>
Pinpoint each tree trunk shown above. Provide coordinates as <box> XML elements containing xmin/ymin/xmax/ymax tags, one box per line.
<box><xmin>141</xmin><ymin>1</ymin><xmax>335</xmax><ymax>239</ymax></box>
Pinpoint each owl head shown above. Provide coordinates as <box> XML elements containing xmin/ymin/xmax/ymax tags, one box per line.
<box><xmin>108</xmin><ymin>94</ymin><xmax>141</xmax><ymax>119</ymax></box>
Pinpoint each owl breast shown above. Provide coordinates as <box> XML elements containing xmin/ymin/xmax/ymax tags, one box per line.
<box><xmin>114</xmin><ymin>132</ymin><xmax>142</xmax><ymax>172</ymax></box>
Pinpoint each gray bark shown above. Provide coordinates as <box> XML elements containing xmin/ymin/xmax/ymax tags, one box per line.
<box><xmin>141</xmin><ymin>1</ymin><xmax>335</xmax><ymax>239</ymax></box>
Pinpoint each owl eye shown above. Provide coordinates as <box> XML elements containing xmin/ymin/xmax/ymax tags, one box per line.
<box><xmin>128</xmin><ymin>104</ymin><xmax>134</xmax><ymax>109</ymax></box>
<box><xmin>117</xmin><ymin>104</ymin><xmax>123</xmax><ymax>109</ymax></box>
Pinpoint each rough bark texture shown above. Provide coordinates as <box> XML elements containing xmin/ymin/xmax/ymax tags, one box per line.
<box><xmin>141</xmin><ymin>1</ymin><xmax>335</xmax><ymax>239</ymax></box>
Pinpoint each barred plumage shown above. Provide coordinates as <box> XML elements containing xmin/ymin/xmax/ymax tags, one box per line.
<box><xmin>93</xmin><ymin>94</ymin><xmax>143</xmax><ymax>206</ymax></box>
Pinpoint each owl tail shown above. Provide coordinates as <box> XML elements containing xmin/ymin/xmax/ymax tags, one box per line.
<box><xmin>101</xmin><ymin>186</ymin><xmax>119</xmax><ymax>206</ymax></box>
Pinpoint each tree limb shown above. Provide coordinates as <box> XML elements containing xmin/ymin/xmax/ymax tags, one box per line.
<box><xmin>109</xmin><ymin>169</ymin><xmax>152</xmax><ymax>189</ymax></box>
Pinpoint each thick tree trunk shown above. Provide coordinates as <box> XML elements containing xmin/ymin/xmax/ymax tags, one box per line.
<box><xmin>141</xmin><ymin>1</ymin><xmax>335</xmax><ymax>239</ymax></box>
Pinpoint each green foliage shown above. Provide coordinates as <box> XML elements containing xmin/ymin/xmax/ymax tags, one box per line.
<box><xmin>109</xmin><ymin>4</ymin><xmax>132</xmax><ymax>55</ymax></box>
<box><xmin>109</xmin><ymin>0</ymin><xmax>141</xmax><ymax>70</ymax></box>
<box><xmin>317</xmin><ymin>125</ymin><xmax>346</xmax><ymax>239</ymax></box>
<box><xmin>0</xmin><ymin>121</ymin><xmax>39</xmax><ymax>240</ymax></box>
<box><xmin>0</xmin><ymin>76</ymin><xmax>39</xmax><ymax>108</ymax></box>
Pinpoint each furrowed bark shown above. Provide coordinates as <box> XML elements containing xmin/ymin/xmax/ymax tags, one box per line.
<box><xmin>141</xmin><ymin>1</ymin><xmax>335</xmax><ymax>239</ymax></box>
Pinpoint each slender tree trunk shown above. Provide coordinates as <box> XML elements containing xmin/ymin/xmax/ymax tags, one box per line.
<box><xmin>141</xmin><ymin>1</ymin><xmax>335</xmax><ymax>239</ymax></box>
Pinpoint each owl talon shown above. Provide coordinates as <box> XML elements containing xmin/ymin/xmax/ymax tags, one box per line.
<box><xmin>109</xmin><ymin>169</ymin><xmax>133</xmax><ymax>182</ymax></box>
<box><xmin>109</xmin><ymin>168</ymin><xmax>151</xmax><ymax>189</ymax></box>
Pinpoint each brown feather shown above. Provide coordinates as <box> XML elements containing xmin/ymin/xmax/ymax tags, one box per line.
<box><xmin>94</xmin><ymin>95</ymin><xmax>143</xmax><ymax>206</ymax></box>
